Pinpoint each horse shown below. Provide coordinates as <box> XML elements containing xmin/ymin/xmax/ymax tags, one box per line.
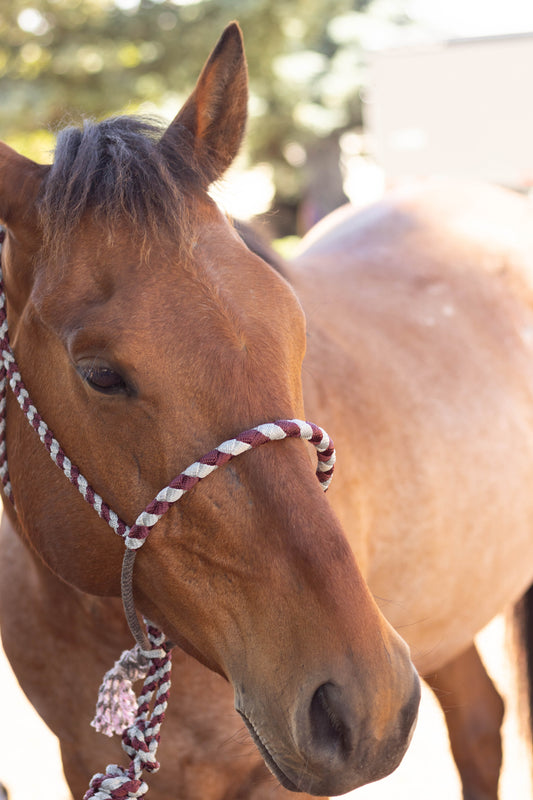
<box><xmin>0</xmin><ymin>22</ymin><xmax>419</xmax><ymax>800</ymax></box>
<box><xmin>0</xmin><ymin>21</ymin><xmax>530</xmax><ymax>800</ymax></box>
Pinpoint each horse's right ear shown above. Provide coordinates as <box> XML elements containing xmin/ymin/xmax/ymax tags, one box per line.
<box><xmin>160</xmin><ymin>22</ymin><xmax>248</xmax><ymax>187</ymax></box>
<box><xmin>0</xmin><ymin>142</ymin><xmax>48</xmax><ymax>227</ymax></box>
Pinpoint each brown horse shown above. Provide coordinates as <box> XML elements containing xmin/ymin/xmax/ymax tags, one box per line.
<box><xmin>0</xmin><ymin>21</ymin><xmax>531</xmax><ymax>800</ymax></box>
<box><xmin>0</xmin><ymin>23</ymin><xmax>418</xmax><ymax>800</ymax></box>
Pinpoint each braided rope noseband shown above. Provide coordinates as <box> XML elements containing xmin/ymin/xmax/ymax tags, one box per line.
<box><xmin>0</xmin><ymin>229</ymin><xmax>336</xmax><ymax>798</ymax></box>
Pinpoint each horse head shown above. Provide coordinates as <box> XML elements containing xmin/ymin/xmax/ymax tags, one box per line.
<box><xmin>0</xmin><ymin>24</ymin><xmax>419</xmax><ymax>796</ymax></box>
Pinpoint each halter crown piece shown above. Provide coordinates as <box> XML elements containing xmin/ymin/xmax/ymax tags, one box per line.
<box><xmin>0</xmin><ymin>228</ymin><xmax>336</xmax><ymax>799</ymax></box>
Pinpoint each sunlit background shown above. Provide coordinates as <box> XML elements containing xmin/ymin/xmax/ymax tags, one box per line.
<box><xmin>4</xmin><ymin>0</ymin><xmax>533</xmax><ymax>234</ymax></box>
<box><xmin>2</xmin><ymin>1</ymin><xmax>533</xmax><ymax>798</ymax></box>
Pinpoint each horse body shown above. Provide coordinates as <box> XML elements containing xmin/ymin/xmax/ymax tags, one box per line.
<box><xmin>0</xmin><ymin>22</ymin><xmax>531</xmax><ymax>800</ymax></box>
<box><xmin>292</xmin><ymin>180</ymin><xmax>533</xmax><ymax>676</ymax></box>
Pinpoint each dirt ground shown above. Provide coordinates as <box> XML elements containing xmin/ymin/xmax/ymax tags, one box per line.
<box><xmin>1</xmin><ymin>614</ymin><xmax>531</xmax><ymax>799</ymax></box>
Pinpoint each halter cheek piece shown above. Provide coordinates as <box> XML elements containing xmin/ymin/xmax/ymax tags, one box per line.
<box><xmin>0</xmin><ymin>229</ymin><xmax>336</xmax><ymax>799</ymax></box>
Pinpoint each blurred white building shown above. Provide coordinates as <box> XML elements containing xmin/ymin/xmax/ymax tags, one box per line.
<box><xmin>364</xmin><ymin>32</ymin><xmax>533</xmax><ymax>190</ymax></box>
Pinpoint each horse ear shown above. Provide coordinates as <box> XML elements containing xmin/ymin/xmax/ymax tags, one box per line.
<box><xmin>0</xmin><ymin>141</ymin><xmax>48</xmax><ymax>227</ymax></box>
<box><xmin>160</xmin><ymin>22</ymin><xmax>248</xmax><ymax>187</ymax></box>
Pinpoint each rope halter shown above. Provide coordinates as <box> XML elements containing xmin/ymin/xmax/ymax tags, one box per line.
<box><xmin>0</xmin><ymin>228</ymin><xmax>336</xmax><ymax>799</ymax></box>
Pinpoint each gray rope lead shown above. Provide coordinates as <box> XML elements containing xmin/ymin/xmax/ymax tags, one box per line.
<box><xmin>121</xmin><ymin>549</ymin><xmax>151</xmax><ymax>653</ymax></box>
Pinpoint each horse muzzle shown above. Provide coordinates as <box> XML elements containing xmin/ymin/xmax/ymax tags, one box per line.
<box><xmin>234</xmin><ymin>660</ymin><xmax>421</xmax><ymax>796</ymax></box>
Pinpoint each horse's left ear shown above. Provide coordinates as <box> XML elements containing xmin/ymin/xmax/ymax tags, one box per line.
<box><xmin>0</xmin><ymin>142</ymin><xmax>48</xmax><ymax>227</ymax></box>
<box><xmin>160</xmin><ymin>22</ymin><xmax>248</xmax><ymax>187</ymax></box>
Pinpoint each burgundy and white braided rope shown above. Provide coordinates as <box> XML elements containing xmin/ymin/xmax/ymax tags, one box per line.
<box><xmin>0</xmin><ymin>290</ymin><xmax>336</xmax><ymax>547</ymax></box>
<box><xmin>124</xmin><ymin>419</ymin><xmax>335</xmax><ymax>550</ymax></box>
<box><xmin>0</xmin><ymin>230</ymin><xmax>336</xmax><ymax>799</ymax></box>
<box><xmin>0</xmin><ymin>232</ymin><xmax>336</xmax><ymax>552</ymax></box>
<box><xmin>0</xmin><ymin>242</ymin><xmax>129</xmax><ymax>536</ymax></box>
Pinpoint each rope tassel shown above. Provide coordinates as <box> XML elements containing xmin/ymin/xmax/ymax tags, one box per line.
<box><xmin>92</xmin><ymin>645</ymin><xmax>151</xmax><ymax>737</ymax></box>
<box><xmin>85</xmin><ymin>625</ymin><xmax>173</xmax><ymax>800</ymax></box>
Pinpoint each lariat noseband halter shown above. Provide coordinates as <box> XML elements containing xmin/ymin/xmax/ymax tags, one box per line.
<box><xmin>0</xmin><ymin>228</ymin><xmax>336</xmax><ymax>798</ymax></box>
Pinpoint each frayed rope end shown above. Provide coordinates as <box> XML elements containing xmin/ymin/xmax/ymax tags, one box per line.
<box><xmin>91</xmin><ymin>646</ymin><xmax>150</xmax><ymax>737</ymax></box>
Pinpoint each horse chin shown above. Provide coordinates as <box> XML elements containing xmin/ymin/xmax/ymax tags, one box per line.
<box><xmin>237</xmin><ymin>711</ymin><xmax>300</xmax><ymax>793</ymax></box>
<box><xmin>233</xmin><ymin>666</ymin><xmax>420</xmax><ymax>797</ymax></box>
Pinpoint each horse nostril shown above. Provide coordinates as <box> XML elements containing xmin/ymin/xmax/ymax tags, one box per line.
<box><xmin>309</xmin><ymin>682</ymin><xmax>353</xmax><ymax>757</ymax></box>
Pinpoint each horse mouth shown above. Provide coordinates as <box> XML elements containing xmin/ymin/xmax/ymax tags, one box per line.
<box><xmin>237</xmin><ymin>710</ymin><xmax>300</xmax><ymax>793</ymax></box>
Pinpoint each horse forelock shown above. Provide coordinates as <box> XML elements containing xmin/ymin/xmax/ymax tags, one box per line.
<box><xmin>38</xmin><ymin>116</ymin><xmax>198</xmax><ymax>258</ymax></box>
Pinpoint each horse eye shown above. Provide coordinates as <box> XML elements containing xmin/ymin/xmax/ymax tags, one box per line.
<box><xmin>77</xmin><ymin>364</ymin><xmax>129</xmax><ymax>395</ymax></box>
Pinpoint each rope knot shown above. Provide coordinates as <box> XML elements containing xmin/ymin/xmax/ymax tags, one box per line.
<box><xmin>83</xmin><ymin>764</ymin><xmax>148</xmax><ymax>799</ymax></box>
<box><xmin>122</xmin><ymin>722</ymin><xmax>161</xmax><ymax>773</ymax></box>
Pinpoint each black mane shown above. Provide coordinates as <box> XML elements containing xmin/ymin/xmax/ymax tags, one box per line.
<box><xmin>39</xmin><ymin>115</ymin><xmax>197</xmax><ymax>255</ymax></box>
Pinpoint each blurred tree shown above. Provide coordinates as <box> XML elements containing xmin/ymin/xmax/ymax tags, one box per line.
<box><xmin>0</xmin><ymin>0</ymin><xmax>415</xmax><ymax>233</ymax></box>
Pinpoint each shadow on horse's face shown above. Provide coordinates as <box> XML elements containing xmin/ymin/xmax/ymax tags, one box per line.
<box><xmin>0</xmin><ymin>24</ymin><xmax>419</xmax><ymax>796</ymax></box>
